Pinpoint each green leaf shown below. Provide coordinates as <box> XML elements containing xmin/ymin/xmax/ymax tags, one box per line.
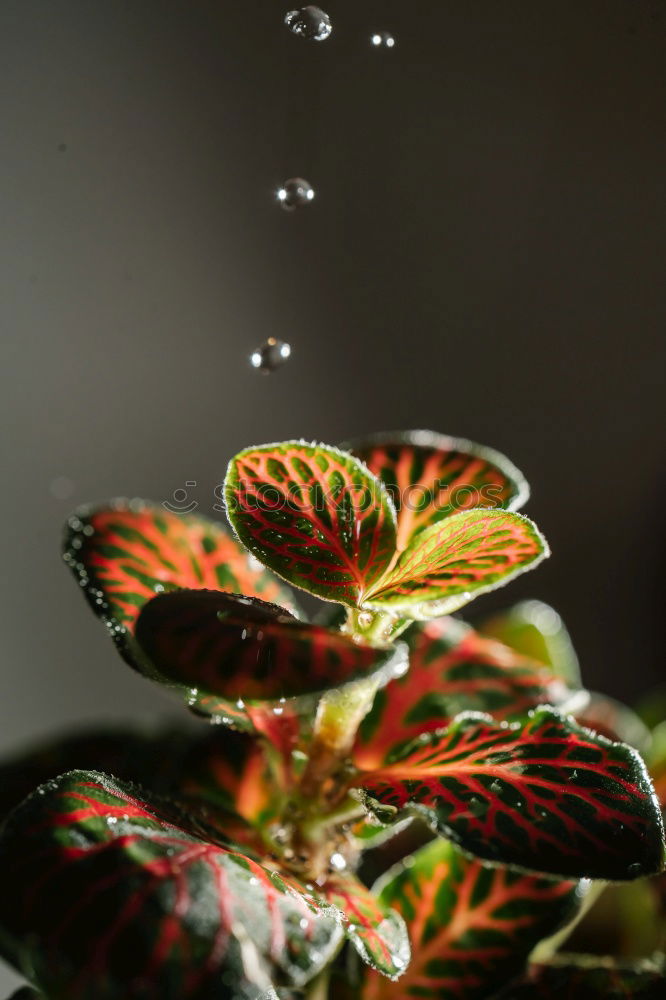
<box><xmin>354</xmin><ymin>707</ymin><xmax>665</xmax><ymax>880</ymax></box>
<box><xmin>360</xmin><ymin>839</ymin><xmax>582</xmax><ymax>1000</ymax></box>
<box><xmin>0</xmin><ymin>725</ymin><xmax>279</xmax><ymax>853</ymax></box>
<box><xmin>497</xmin><ymin>954</ymin><xmax>666</xmax><ymax>998</ymax></box>
<box><xmin>63</xmin><ymin>499</ymin><xmax>296</xmax><ymax>638</ymax></box>
<box><xmin>224</xmin><ymin>442</ymin><xmax>397</xmax><ymax>606</ymax></box>
<box><xmin>565</xmin><ymin>880</ymin><xmax>663</xmax><ymax>959</ymax></box>
<box><xmin>347</xmin><ymin>430</ymin><xmax>529</xmax><ymax>551</ymax></box>
<box><xmin>0</xmin><ymin>771</ymin><xmax>343</xmax><ymax>999</ymax></box>
<box><xmin>478</xmin><ymin>600</ymin><xmax>581</xmax><ymax>685</ymax></box>
<box><xmin>132</xmin><ymin>589</ymin><xmax>407</xmax><ymax>731</ymax></box>
<box><xmin>320</xmin><ymin>874</ymin><xmax>410</xmax><ymax>979</ymax></box>
<box><xmin>362</xmin><ymin>509</ymin><xmax>549</xmax><ymax>618</ymax></box>
<box><xmin>355</xmin><ymin>617</ymin><xmax>569</xmax><ymax>769</ymax></box>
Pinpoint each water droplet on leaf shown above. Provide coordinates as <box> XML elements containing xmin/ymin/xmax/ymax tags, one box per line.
<box><xmin>249</xmin><ymin>337</ymin><xmax>292</xmax><ymax>374</ymax></box>
<box><xmin>284</xmin><ymin>6</ymin><xmax>332</xmax><ymax>41</ymax></box>
<box><xmin>276</xmin><ymin>177</ymin><xmax>315</xmax><ymax>211</ymax></box>
<box><xmin>370</xmin><ymin>31</ymin><xmax>396</xmax><ymax>49</ymax></box>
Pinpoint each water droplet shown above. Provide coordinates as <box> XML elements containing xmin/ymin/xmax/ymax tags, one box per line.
<box><xmin>627</xmin><ymin>862</ymin><xmax>642</xmax><ymax>877</ymax></box>
<box><xmin>329</xmin><ymin>852</ymin><xmax>346</xmax><ymax>871</ymax></box>
<box><xmin>284</xmin><ymin>6</ymin><xmax>332</xmax><ymax>41</ymax></box>
<box><xmin>393</xmin><ymin>954</ymin><xmax>405</xmax><ymax>969</ymax></box>
<box><xmin>107</xmin><ymin>816</ymin><xmax>118</xmax><ymax>826</ymax></box>
<box><xmin>370</xmin><ymin>31</ymin><xmax>396</xmax><ymax>49</ymax></box>
<box><xmin>357</xmin><ymin>611</ymin><xmax>373</xmax><ymax>629</ymax></box>
<box><xmin>276</xmin><ymin>177</ymin><xmax>315</xmax><ymax>211</ymax></box>
<box><xmin>249</xmin><ymin>337</ymin><xmax>292</xmax><ymax>374</ymax></box>
<box><xmin>273</xmin><ymin>706</ymin><xmax>284</xmax><ymax>716</ymax></box>
<box><xmin>49</xmin><ymin>476</ymin><xmax>75</xmax><ymax>500</ymax></box>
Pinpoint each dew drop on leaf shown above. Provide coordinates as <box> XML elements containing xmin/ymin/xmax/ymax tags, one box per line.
<box><xmin>276</xmin><ymin>177</ymin><xmax>315</xmax><ymax>211</ymax></box>
<box><xmin>284</xmin><ymin>6</ymin><xmax>332</xmax><ymax>41</ymax></box>
<box><xmin>370</xmin><ymin>31</ymin><xmax>396</xmax><ymax>49</ymax></box>
<box><xmin>249</xmin><ymin>337</ymin><xmax>292</xmax><ymax>374</ymax></box>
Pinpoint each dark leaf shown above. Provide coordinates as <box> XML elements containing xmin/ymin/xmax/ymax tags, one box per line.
<box><xmin>355</xmin><ymin>707</ymin><xmax>665</xmax><ymax>880</ymax></box>
<box><xmin>497</xmin><ymin>954</ymin><xmax>666</xmax><ymax>999</ymax></box>
<box><xmin>0</xmin><ymin>772</ymin><xmax>343</xmax><ymax>999</ymax></box>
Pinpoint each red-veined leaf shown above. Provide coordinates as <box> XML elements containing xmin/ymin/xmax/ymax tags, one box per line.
<box><xmin>354</xmin><ymin>707</ymin><xmax>665</xmax><ymax>880</ymax></box>
<box><xmin>355</xmin><ymin>618</ymin><xmax>569</xmax><ymax>769</ymax></box>
<box><xmin>497</xmin><ymin>954</ymin><xmax>666</xmax><ymax>998</ymax></box>
<box><xmin>347</xmin><ymin>430</ymin><xmax>529</xmax><ymax>552</ymax></box>
<box><xmin>0</xmin><ymin>725</ymin><xmax>284</xmax><ymax>863</ymax></box>
<box><xmin>363</xmin><ymin>509</ymin><xmax>549</xmax><ymax>618</ymax></box>
<box><xmin>132</xmin><ymin>590</ymin><xmax>407</xmax><ymax>737</ymax></box>
<box><xmin>224</xmin><ymin>442</ymin><xmax>397</xmax><ymax>606</ymax></box>
<box><xmin>360</xmin><ymin>838</ymin><xmax>582</xmax><ymax>1000</ymax></box>
<box><xmin>320</xmin><ymin>874</ymin><xmax>409</xmax><ymax>980</ymax></box>
<box><xmin>63</xmin><ymin>499</ymin><xmax>295</xmax><ymax>636</ymax></box>
<box><xmin>0</xmin><ymin>771</ymin><xmax>343</xmax><ymax>999</ymax></box>
<box><xmin>478</xmin><ymin>600</ymin><xmax>581</xmax><ymax>685</ymax></box>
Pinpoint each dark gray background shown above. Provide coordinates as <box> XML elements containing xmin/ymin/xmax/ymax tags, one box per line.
<box><xmin>0</xmin><ymin>1</ymin><xmax>664</xmax><ymax>990</ymax></box>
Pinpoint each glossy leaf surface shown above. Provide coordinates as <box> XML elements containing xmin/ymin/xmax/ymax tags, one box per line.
<box><xmin>224</xmin><ymin>442</ymin><xmax>397</xmax><ymax>605</ymax></box>
<box><xmin>478</xmin><ymin>600</ymin><xmax>581</xmax><ymax>685</ymax></box>
<box><xmin>348</xmin><ymin>430</ymin><xmax>529</xmax><ymax>551</ymax></box>
<box><xmin>321</xmin><ymin>874</ymin><xmax>409</xmax><ymax>980</ymax></box>
<box><xmin>356</xmin><ymin>708</ymin><xmax>665</xmax><ymax>880</ymax></box>
<box><xmin>135</xmin><ymin>589</ymin><xmax>404</xmax><ymax>705</ymax></box>
<box><xmin>498</xmin><ymin>955</ymin><xmax>666</xmax><ymax>999</ymax></box>
<box><xmin>0</xmin><ymin>771</ymin><xmax>342</xmax><ymax>999</ymax></box>
<box><xmin>361</xmin><ymin>838</ymin><xmax>581</xmax><ymax>1000</ymax></box>
<box><xmin>63</xmin><ymin>500</ymin><xmax>294</xmax><ymax>636</ymax></box>
<box><xmin>363</xmin><ymin>509</ymin><xmax>548</xmax><ymax>617</ymax></box>
<box><xmin>355</xmin><ymin>618</ymin><xmax>568</xmax><ymax>769</ymax></box>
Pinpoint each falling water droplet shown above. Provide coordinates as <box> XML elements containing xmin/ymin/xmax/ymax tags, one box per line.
<box><xmin>284</xmin><ymin>6</ymin><xmax>332</xmax><ymax>41</ymax></box>
<box><xmin>276</xmin><ymin>177</ymin><xmax>315</xmax><ymax>211</ymax></box>
<box><xmin>370</xmin><ymin>31</ymin><xmax>396</xmax><ymax>49</ymax></box>
<box><xmin>249</xmin><ymin>337</ymin><xmax>292</xmax><ymax>374</ymax></box>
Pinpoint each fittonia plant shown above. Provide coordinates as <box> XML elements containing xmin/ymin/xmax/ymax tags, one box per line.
<box><xmin>0</xmin><ymin>431</ymin><xmax>664</xmax><ymax>1000</ymax></box>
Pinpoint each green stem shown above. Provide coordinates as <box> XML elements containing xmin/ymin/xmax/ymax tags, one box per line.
<box><xmin>304</xmin><ymin>966</ymin><xmax>330</xmax><ymax>1000</ymax></box>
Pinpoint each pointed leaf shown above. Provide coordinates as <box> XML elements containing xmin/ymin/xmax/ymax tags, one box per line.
<box><xmin>320</xmin><ymin>874</ymin><xmax>410</xmax><ymax>980</ymax></box>
<box><xmin>355</xmin><ymin>618</ymin><xmax>569</xmax><ymax>769</ymax></box>
<box><xmin>224</xmin><ymin>442</ymin><xmax>397</xmax><ymax>606</ymax></box>
<box><xmin>354</xmin><ymin>707</ymin><xmax>665</xmax><ymax>880</ymax></box>
<box><xmin>347</xmin><ymin>430</ymin><xmax>529</xmax><ymax>551</ymax></box>
<box><xmin>363</xmin><ymin>510</ymin><xmax>549</xmax><ymax>618</ymax></box>
<box><xmin>479</xmin><ymin>600</ymin><xmax>581</xmax><ymax>685</ymax></box>
<box><xmin>63</xmin><ymin>499</ymin><xmax>295</xmax><ymax>637</ymax></box>
<box><xmin>498</xmin><ymin>954</ymin><xmax>666</xmax><ymax>998</ymax></box>
<box><xmin>361</xmin><ymin>839</ymin><xmax>582</xmax><ymax>1000</ymax></box>
<box><xmin>0</xmin><ymin>771</ymin><xmax>343</xmax><ymax>999</ymax></box>
<box><xmin>133</xmin><ymin>589</ymin><xmax>407</xmax><ymax>732</ymax></box>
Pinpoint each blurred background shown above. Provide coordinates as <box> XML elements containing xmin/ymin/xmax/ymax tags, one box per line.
<box><xmin>0</xmin><ymin>0</ymin><xmax>665</xmax><ymax>988</ymax></box>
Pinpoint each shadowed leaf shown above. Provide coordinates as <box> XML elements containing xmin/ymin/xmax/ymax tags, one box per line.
<box><xmin>361</xmin><ymin>838</ymin><xmax>582</xmax><ymax>1000</ymax></box>
<box><xmin>355</xmin><ymin>618</ymin><xmax>569</xmax><ymax>769</ymax></box>
<box><xmin>0</xmin><ymin>771</ymin><xmax>343</xmax><ymax>999</ymax></box>
<box><xmin>363</xmin><ymin>509</ymin><xmax>548</xmax><ymax>618</ymax></box>
<box><xmin>347</xmin><ymin>430</ymin><xmax>529</xmax><ymax>551</ymax></box>
<box><xmin>497</xmin><ymin>954</ymin><xmax>666</xmax><ymax>998</ymax></box>
<box><xmin>478</xmin><ymin>600</ymin><xmax>581</xmax><ymax>685</ymax></box>
<box><xmin>355</xmin><ymin>707</ymin><xmax>665</xmax><ymax>880</ymax></box>
<box><xmin>224</xmin><ymin>442</ymin><xmax>397</xmax><ymax>606</ymax></box>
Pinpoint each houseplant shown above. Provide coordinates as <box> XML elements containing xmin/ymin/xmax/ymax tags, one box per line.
<box><xmin>0</xmin><ymin>431</ymin><xmax>663</xmax><ymax>998</ymax></box>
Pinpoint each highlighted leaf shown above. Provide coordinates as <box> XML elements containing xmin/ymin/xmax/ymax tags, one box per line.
<box><xmin>133</xmin><ymin>589</ymin><xmax>407</xmax><ymax>728</ymax></box>
<box><xmin>478</xmin><ymin>600</ymin><xmax>581</xmax><ymax>685</ymax></box>
<box><xmin>321</xmin><ymin>874</ymin><xmax>410</xmax><ymax>980</ymax></box>
<box><xmin>63</xmin><ymin>499</ymin><xmax>295</xmax><ymax>636</ymax></box>
<box><xmin>355</xmin><ymin>618</ymin><xmax>569</xmax><ymax>769</ymax></box>
<box><xmin>0</xmin><ymin>771</ymin><xmax>343</xmax><ymax>999</ymax></box>
<box><xmin>348</xmin><ymin>430</ymin><xmax>529</xmax><ymax>551</ymax></box>
<box><xmin>224</xmin><ymin>442</ymin><xmax>397</xmax><ymax>606</ymax></box>
<box><xmin>355</xmin><ymin>707</ymin><xmax>665</xmax><ymax>880</ymax></box>
<box><xmin>363</xmin><ymin>509</ymin><xmax>549</xmax><ymax>618</ymax></box>
<box><xmin>497</xmin><ymin>954</ymin><xmax>666</xmax><ymax>998</ymax></box>
<box><xmin>361</xmin><ymin>839</ymin><xmax>582</xmax><ymax>1000</ymax></box>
